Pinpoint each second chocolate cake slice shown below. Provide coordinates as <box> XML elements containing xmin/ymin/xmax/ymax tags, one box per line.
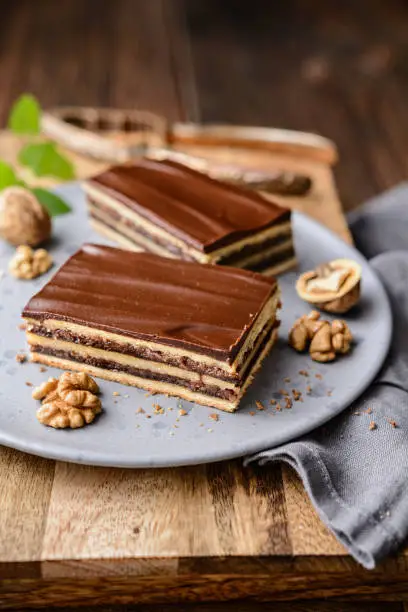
<box><xmin>22</xmin><ymin>245</ymin><xmax>280</xmax><ymax>412</ymax></box>
<box><xmin>84</xmin><ymin>159</ymin><xmax>295</xmax><ymax>277</ymax></box>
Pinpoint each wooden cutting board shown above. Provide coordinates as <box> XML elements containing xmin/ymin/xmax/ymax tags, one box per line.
<box><xmin>0</xmin><ymin>130</ymin><xmax>406</xmax><ymax>610</ymax></box>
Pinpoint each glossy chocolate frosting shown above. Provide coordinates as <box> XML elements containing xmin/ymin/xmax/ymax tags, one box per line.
<box><xmin>88</xmin><ymin>159</ymin><xmax>291</xmax><ymax>252</ymax></box>
<box><xmin>23</xmin><ymin>244</ymin><xmax>278</xmax><ymax>360</ymax></box>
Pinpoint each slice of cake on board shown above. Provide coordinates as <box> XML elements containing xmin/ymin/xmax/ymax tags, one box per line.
<box><xmin>84</xmin><ymin>159</ymin><xmax>295</xmax><ymax>277</ymax></box>
<box><xmin>23</xmin><ymin>244</ymin><xmax>281</xmax><ymax>412</ymax></box>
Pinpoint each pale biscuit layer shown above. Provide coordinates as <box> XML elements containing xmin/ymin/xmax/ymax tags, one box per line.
<box><xmin>30</xmin><ymin>328</ymin><xmax>278</xmax><ymax>412</ymax></box>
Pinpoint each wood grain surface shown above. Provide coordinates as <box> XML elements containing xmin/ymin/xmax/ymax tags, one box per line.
<box><xmin>0</xmin><ymin>1</ymin><xmax>407</xmax><ymax>609</ymax></box>
<box><xmin>1</xmin><ymin>131</ymin><xmax>406</xmax><ymax>609</ymax></box>
<box><xmin>15</xmin><ymin>606</ymin><xmax>408</xmax><ymax>612</ymax></box>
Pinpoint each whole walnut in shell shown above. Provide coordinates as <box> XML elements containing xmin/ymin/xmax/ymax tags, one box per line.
<box><xmin>0</xmin><ymin>186</ymin><xmax>51</xmax><ymax>247</ymax></box>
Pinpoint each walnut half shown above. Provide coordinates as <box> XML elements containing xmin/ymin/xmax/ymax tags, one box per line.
<box><xmin>9</xmin><ymin>245</ymin><xmax>53</xmax><ymax>280</ymax></box>
<box><xmin>296</xmin><ymin>258</ymin><xmax>362</xmax><ymax>314</ymax></box>
<box><xmin>33</xmin><ymin>371</ymin><xmax>102</xmax><ymax>429</ymax></box>
<box><xmin>289</xmin><ymin>311</ymin><xmax>353</xmax><ymax>363</ymax></box>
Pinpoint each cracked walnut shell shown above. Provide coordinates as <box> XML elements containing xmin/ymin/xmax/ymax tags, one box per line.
<box><xmin>33</xmin><ymin>371</ymin><xmax>101</xmax><ymax>429</ymax></box>
<box><xmin>289</xmin><ymin>311</ymin><xmax>353</xmax><ymax>363</ymax></box>
<box><xmin>9</xmin><ymin>245</ymin><xmax>53</xmax><ymax>279</ymax></box>
<box><xmin>296</xmin><ymin>259</ymin><xmax>362</xmax><ymax>314</ymax></box>
<box><xmin>0</xmin><ymin>186</ymin><xmax>51</xmax><ymax>247</ymax></box>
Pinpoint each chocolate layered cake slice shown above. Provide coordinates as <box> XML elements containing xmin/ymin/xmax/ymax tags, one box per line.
<box><xmin>84</xmin><ymin>158</ymin><xmax>295</xmax><ymax>277</ymax></box>
<box><xmin>22</xmin><ymin>244</ymin><xmax>280</xmax><ymax>412</ymax></box>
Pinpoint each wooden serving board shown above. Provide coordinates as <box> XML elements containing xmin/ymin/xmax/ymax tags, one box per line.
<box><xmin>0</xmin><ymin>130</ymin><xmax>406</xmax><ymax>610</ymax></box>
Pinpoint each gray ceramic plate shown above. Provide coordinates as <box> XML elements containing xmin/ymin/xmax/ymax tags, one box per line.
<box><xmin>0</xmin><ymin>183</ymin><xmax>392</xmax><ymax>468</ymax></box>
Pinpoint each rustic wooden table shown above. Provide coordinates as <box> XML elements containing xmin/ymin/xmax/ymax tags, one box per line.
<box><xmin>1</xmin><ymin>1</ymin><xmax>408</xmax><ymax>610</ymax></box>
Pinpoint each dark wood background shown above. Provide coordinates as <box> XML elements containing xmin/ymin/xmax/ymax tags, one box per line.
<box><xmin>1</xmin><ymin>0</ymin><xmax>408</xmax><ymax>212</ymax></box>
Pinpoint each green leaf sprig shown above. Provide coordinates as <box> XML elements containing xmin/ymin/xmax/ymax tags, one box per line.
<box><xmin>8</xmin><ymin>94</ymin><xmax>41</xmax><ymax>135</ymax></box>
<box><xmin>0</xmin><ymin>161</ymin><xmax>24</xmax><ymax>189</ymax></box>
<box><xmin>31</xmin><ymin>188</ymin><xmax>72</xmax><ymax>216</ymax></box>
<box><xmin>19</xmin><ymin>142</ymin><xmax>75</xmax><ymax>180</ymax></box>
<box><xmin>1</xmin><ymin>94</ymin><xmax>74</xmax><ymax>216</ymax></box>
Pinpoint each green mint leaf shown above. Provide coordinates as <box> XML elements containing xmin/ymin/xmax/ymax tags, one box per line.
<box><xmin>0</xmin><ymin>161</ymin><xmax>25</xmax><ymax>190</ymax></box>
<box><xmin>8</xmin><ymin>94</ymin><xmax>41</xmax><ymax>135</ymax></box>
<box><xmin>18</xmin><ymin>142</ymin><xmax>75</xmax><ymax>180</ymax></box>
<box><xmin>31</xmin><ymin>188</ymin><xmax>72</xmax><ymax>216</ymax></box>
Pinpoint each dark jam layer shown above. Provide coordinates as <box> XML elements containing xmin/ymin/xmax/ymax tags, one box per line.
<box><xmin>28</xmin><ymin>318</ymin><xmax>278</xmax><ymax>382</ymax></box>
<box><xmin>31</xmin><ymin>323</ymin><xmax>274</xmax><ymax>402</ymax></box>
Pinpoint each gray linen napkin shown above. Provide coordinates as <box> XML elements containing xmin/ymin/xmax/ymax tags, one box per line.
<box><xmin>245</xmin><ymin>184</ymin><xmax>408</xmax><ymax>569</ymax></box>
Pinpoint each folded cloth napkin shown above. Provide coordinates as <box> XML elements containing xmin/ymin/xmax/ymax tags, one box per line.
<box><xmin>245</xmin><ymin>184</ymin><xmax>408</xmax><ymax>569</ymax></box>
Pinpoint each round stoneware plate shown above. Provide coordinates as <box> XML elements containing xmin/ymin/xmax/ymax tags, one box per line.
<box><xmin>0</xmin><ymin>183</ymin><xmax>392</xmax><ymax>468</ymax></box>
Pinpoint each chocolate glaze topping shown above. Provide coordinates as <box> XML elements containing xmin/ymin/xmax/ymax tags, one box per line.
<box><xmin>88</xmin><ymin>159</ymin><xmax>291</xmax><ymax>253</ymax></box>
<box><xmin>23</xmin><ymin>245</ymin><xmax>278</xmax><ymax>361</ymax></box>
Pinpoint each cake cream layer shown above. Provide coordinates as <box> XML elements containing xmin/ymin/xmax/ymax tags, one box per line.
<box><xmin>87</xmin><ymin>198</ymin><xmax>293</xmax><ymax>268</ymax></box>
<box><xmin>85</xmin><ymin>187</ymin><xmax>293</xmax><ymax>266</ymax></box>
<box><xmin>261</xmin><ymin>256</ymin><xmax>298</xmax><ymax>277</ymax></box>
<box><xmin>86</xmin><ymin>186</ymin><xmax>208</xmax><ymax>263</ymax></box>
<box><xmin>90</xmin><ymin>219</ymin><xmax>145</xmax><ymax>253</ymax></box>
<box><xmin>29</xmin><ymin>328</ymin><xmax>278</xmax><ymax>412</ymax></box>
<box><xmin>89</xmin><ymin>215</ymin><xmax>296</xmax><ymax>277</ymax></box>
<box><xmin>85</xmin><ymin>159</ymin><xmax>291</xmax><ymax>254</ymax></box>
<box><xmin>27</xmin><ymin>333</ymin><xmax>240</xmax><ymax>391</ymax></box>
<box><xmin>27</xmin><ymin>317</ymin><xmax>277</xmax><ymax>396</ymax></box>
<box><xmin>23</xmin><ymin>245</ymin><xmax>279</xmax><ymax>363</ymax></box>
<box><xmin>26</xmin><ymin>306</ymin><xmax>277</xmax><ymax>386</ymax></box>
<box><xmin>90</xmin><ymin>210</ymin><xmax>182</xmax><ymax>259</ymax></box>
<box><xmin>24</xmin><ymin>289</ymin><xmax>279</xmax><ymax>380</ymax></box>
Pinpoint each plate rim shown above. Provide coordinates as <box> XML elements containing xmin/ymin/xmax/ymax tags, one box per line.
<box><xmin>0</xmin><ymin>204</ymin><xmax>392</xmax><ymax>468</ymax></box>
